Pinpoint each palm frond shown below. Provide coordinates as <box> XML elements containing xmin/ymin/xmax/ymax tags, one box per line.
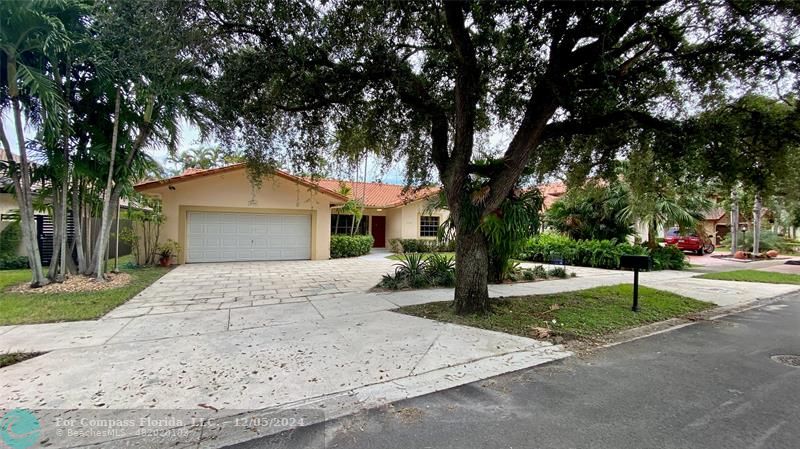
<box><xmin>15</xmin><ymin>62</ymin><xmax>67</xmax><ymax>136</ymax></box>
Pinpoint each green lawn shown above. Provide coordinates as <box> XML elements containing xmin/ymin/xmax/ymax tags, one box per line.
<box><xmin>386</xmin><ymin>252</ymin><xmax>455</xmax><ymax>261</ymax></box>
<box><xmin>397</xmin><ymin>284</ymin><xmax>714</xmax><ymax>341</ymax></box>
<box><xmin>0</xmin><ymin>258</ymin><xmax>170</xmax><ymax>325</ymax></box>
<box><xmin>697</xmin><ymin>269</ymin><xmax>800</xmax><ymax>285</ymax></box>
<box><xmin>0</xmin><ymin>352</ymin><xmax>44</xmax><ymax>368</ymax></box>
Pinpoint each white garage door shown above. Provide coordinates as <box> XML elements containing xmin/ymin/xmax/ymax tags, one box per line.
<box><xmin>186</xmin><ymin>212</ymin><xmax>311</xmax><ymax>262</ymax></box>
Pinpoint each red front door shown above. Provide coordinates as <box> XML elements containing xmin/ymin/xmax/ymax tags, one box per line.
<box><xmin>371</xmin><ymin>216</ymin><xmax>386</xmax><ymax>248</ymax></box>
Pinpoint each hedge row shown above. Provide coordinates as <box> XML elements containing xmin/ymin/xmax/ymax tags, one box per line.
<box><xmin>517</xmin><ymin>233</ymin><xmax>687</xmax><ymax>270</ymax></box>
<box><xmin>388</xmin><ymin>238</ymin><xmax>456</xmax><ymax>253</ymax></box>
<box><xmin>0</xmin><ymin>255</ymin><xmax>29</xmax><ymax>270</ymax></box>
<box><xmin>0</xmin><ymin>221</ymin><xmax>28</xmax><ymax>270</ymax></box>
<box><xmin>330</xmin><ymin>234</ymin><xmax>374</xmax><ymax>258</ymax></box>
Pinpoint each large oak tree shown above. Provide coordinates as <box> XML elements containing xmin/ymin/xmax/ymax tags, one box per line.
<box><xmin>198</xmin><ymin>0</ymin><xmax>798</xmax><ymax>313</ymax></box>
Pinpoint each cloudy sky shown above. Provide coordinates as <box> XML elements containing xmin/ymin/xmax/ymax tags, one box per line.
<box><xmin>2</xmin><ymin>114</ymin><xmax>408</xmax><ymax>184</ymax></box>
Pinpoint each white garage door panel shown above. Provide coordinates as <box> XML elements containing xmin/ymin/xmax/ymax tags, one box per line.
<box><xmin>187</xmin><ymin>212</ymin><xmax>311</xmax><ymax>262</ymax></box>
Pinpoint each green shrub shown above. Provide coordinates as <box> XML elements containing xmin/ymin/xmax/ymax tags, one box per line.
<box><xmin>501</xmin><ymin>260</ymin><xmax>522</xmax><ymax>281</ymax></box>
<box><xmin>531</xmin><ymin>265</ymin><xmax>548</xmax><ymax>279</ymax></box>
<box><xmin>378</xmin><ymin>252</ymin><xmax>457</xmax><ymax>289</ymax></box>
<box><xmin>0</xmin><ymin>221</ymin><xmax>22</xmax><ymax>257</ymax></box>
<box><xmin>518</xmin><ymin>233</ymin><xmax>576</xmax><ymax>263</ymax></box>
<box><xmin>379</xmin><ymin>273</ymin><xmax>401</xmax><ymax>289</ymax></box>
<box><xmin>517</xmin><ymin>233</ymin><xmax>684</xmax><ymax>271</ymax></box>
<box><xmin>425</xmin><ymin>253</ymin><xmax>456</xmax><ymax>287</ymax></box>
<box><xmin>388</xmin><ymin>239</ymin><xmax>403</xmax><ymax>253</ymax></box>
<box><xmin>379</xmin><ymin>253</ymin><xmax>430</xmax><ymax>289</ymax></box>
<box><xmin>0</xmin><ymin>255</ymin><xmax>29</xmax><ymax>270</ymax></box>
<box><xmin>545</xmin><ymin>181</ymin><xmax>633</xmax><ymax>241</ymax></box>
<box><xmin>330</xmin><ymin>235</ymin><xmax>374</xmax><ymax>258</ymax></box>
<box><xmin>649</xmin><ymin>246</ymin><xmax>688</xmax><ymax>270</ymax></box>
<box><xmin>547</xmin><ymin>267</ymin><xmax>568</xmax><ymax>278</ymax></box>
<box><xmin>390</xmin><ymin>238</ymin><xmax>453</xmax><ymax>253</ymax></box>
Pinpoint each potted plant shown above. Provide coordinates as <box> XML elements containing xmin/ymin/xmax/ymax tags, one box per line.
<box><xmin>157</xmin><ymin>239</ymin><xmax>181</xmax><ymax>267</ymax></box>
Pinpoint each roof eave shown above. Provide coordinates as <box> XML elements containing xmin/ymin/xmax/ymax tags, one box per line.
<box><xmin>134</xmin><ymin>165</ymin><xmax>348</xmax><ymax>202</ymax></box>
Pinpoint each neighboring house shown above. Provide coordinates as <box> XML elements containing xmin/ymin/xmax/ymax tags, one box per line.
<box><xmin>1</xmin><ymin>152</ymin><xmax>132</xmax><ymax>263</ymax></box>
<box><xmin>538</xmin><ymin>181</ymin><xmax>567</xmax><ymax>209</ymax></box>
<box><xmin>1</xmin><ymin>152</ymin><xmax>27</xmax><ymax>256</ymax></box>
<box><xmin>133</xmin><ymin>164</ymin><xmax>448</xmax><ymax>263</ymax></box>
<box><xmin>701</xmin><ymin>207</ymin><xmax>775</xmax><ymax>245</ymax></box>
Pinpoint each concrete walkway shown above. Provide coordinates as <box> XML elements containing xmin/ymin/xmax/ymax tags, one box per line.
<box><xmin>1</xmin><ymin>261</ymin><xmax>799</xmax><ymax>448</ymax></box>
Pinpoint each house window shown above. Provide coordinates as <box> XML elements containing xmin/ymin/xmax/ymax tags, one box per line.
<box><xmin>331</xmin><ymin>214</ymin><xmax>369</xmax><ymax>235</ymax></box>
<box><xmin>419</xmin><ymin>216</ymin><xmax>439</xmax><ymax>237</ymax></box>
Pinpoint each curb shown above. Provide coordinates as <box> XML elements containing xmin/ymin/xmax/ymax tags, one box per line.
<box><xmin>579</xmin><ymin>290</ymin><xmax>799</xmax><ymax>353</ymax></box>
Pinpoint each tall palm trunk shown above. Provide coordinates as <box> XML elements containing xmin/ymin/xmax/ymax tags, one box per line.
<box><xmin>91</xmin><ymin>95</ymin><xmax>155</xmax><ymax>273</ymax></box>
<box><xmin>752</xmin><ymin>192</ymin><xmax>762</xmax><ymax>257</ymax></box>
<box><xmin>1</xmin><ymin>59</ymin><xmax>47</xmax><ymax>286</ymax></box>
<box><xmin>730</xmin><ymin>187</ymin><xmax>739</xmax><ymax>254</ymax></box>
<box><xmin>72</xmin><ymin>176</ymin><xmax>86</xmax><ymax>273</ymax></box>
<box><xmin>92</xmin><ymin>87</ymin><xmax>121</xmax><ymax>280</ymax></box>
<box><xmin>58</xmin><ymin>159</ymin><xmax>69</xmax><ymax>278</ymax></box>
<box><xmin>58</xmin><ymin>66</ymin><xmax>71</xmax><ymax>280</ymax></box>
<box><xmin>48</xmin><ymin>187</ymin><xmax>63</xmax><ymax>280</ymax></box>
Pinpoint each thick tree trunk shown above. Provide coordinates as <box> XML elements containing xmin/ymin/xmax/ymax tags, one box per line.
<box><xmin>752</xmin><ymin>191</ymin><xmax>762</xmax><ymax>257</ymax></box>
<box><xmin>730</xmin><ymin>188</ymin><xmax>739</xmax><ymax>254</ymax></box>
<box><xmin>453</xmin><ymin>226</ymin><xmax>490</xmax><ymax>314</ymax></box>
<box><xmin>1</xmin><ymin>66</ymin><xmax>47</xmax><ymax>286</ymax></box>
<box><xmin>92</xmin><ymin>87</ymin><xmax>122</xmax><ymax>280</ymax></box>
<box><xmin>647</xmin><ymin>219</ymin><xmax>658</xmax><ymax>249</ymax></box>
<box><xmin>487</xmin><ymin>252</ymin><xmax>504</xmax><ymax>284</ymax></box>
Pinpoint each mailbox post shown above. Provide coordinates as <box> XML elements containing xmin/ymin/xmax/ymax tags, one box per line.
<box><xmin>620</xmin><ymin>255</ymin><xmax>652</xmax><ymax>312</ymax></box>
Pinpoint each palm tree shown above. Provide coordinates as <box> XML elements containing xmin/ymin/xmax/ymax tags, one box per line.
<box><xmin>615</xmin><ymin>156</ymin><xmax>713</xmax><ymax>249</ymax></box>
<box><xmin>87</xmin><ymin>0</ymin><xmax>213</xmax><ymax>279</ymax></box>
<box><xmin>0</xmin><ymin>0</ymin><xmax>74</xmax><ymax>286</ymax></box>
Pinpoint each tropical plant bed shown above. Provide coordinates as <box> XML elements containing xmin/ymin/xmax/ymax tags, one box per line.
<box><xmin>376</xmin><ymin>252</ymin><xmax>573</xmax><ymax>290</ymax></box>
<box><xmin>5</xmin><ymin>272</ymin><xmax>132</xmax><ymax>293</ymax></box>
<box><xmin>696</xmin><ymin>270</ymin><xmax>800</xmax><ymax>285</ymax></box>
<box><xmin>710</xmin><ymin>254</ymin><xmax>789</xmax><ymax>262</ymax></box>
<box><xmin>386</xmin><ymin>252</ymin><xmax>455</xmax><ymax>261</ymax></box>
<box><xmin>396</xmin><ymin>284</ymin><xmax>714</xmax><ymax>342</ymax></box>
<box><xmin>0</xmin><ymin>264</ymin><xmax>170</xmax><ymax>326</ymax></box>
<box><xmin>0</xmin><ymin>352</ymin><xmax>44</xmax><ymax>369</ymax></box>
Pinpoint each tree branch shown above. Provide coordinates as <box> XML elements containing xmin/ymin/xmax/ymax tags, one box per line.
<box><xmin>443</xmin><ymin>1</ymin><xmax>481</xmax><ymax>202</ymax></box>
<box><xmin>542</xmin><ymin>110</ymin><xmax>678</xmax><ymax>140</ymax></box>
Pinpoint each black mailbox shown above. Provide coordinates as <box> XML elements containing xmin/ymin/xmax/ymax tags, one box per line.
<box><xmin>620</xmin><ymin>255</ymin><xmax>652</xmax><ymax>270</ymax></box>
<box><xmin>620</xmin><ymin>255</ymin><xmax>652</xmax><ymax>312</ymax></box>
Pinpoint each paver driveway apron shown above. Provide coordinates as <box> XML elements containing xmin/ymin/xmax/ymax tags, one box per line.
<box><xmin>106</xmin><ymin>258</ymin><xmax>397</xmax><ymax>318</ymax></box>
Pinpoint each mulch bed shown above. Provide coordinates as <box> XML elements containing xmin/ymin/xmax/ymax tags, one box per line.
<box><xmin>7</xmin><ymin>272</ymin><xmax>132</xmax><ymax>293</ymax></box>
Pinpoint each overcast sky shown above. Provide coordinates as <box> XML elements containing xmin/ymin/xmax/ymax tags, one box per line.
<box><xmin>1</xmin><ymin>113</ymin><xmax>408</xmax><ymax>184</ymax></box>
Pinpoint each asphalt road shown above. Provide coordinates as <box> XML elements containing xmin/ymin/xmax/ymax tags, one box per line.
<box><xmin>230</xmin><ymin>293</ymin><xmax>800</xmax><ymax>449</ymax></box>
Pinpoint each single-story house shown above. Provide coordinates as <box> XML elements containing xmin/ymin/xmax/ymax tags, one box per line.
<box><xmin>134</xmin><ymin>164</ymin><xmax>447</xmax><ymax>263</ymax></box>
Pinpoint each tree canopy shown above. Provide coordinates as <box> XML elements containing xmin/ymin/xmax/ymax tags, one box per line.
<box><xmin>192</xmin><ymin>0</ymin><xmax>800</xmax><ymax>312</ymax></box>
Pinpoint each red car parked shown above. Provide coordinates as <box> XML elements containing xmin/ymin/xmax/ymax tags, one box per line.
<box><xmin>664</xmin><ymin>227</ymin><xmax>715</xmax><ymax>255</ymax></box>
